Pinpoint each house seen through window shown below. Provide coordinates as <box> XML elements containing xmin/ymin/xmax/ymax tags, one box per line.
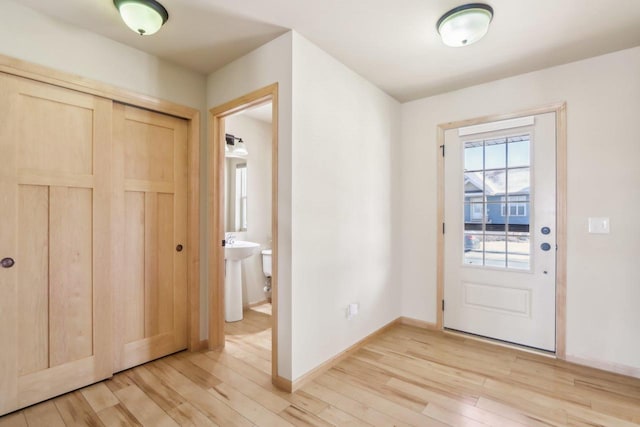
<box><xmin>463</xmin><ymin>134</ymin><xmax>532</xmax><ymax>270</ymax></box>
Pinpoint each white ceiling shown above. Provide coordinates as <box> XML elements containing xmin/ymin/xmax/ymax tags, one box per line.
<box><xmin>242</xmin><ymin>103</ymin><xmax>272</xmax><ymax>124</ymax></box>
<box><xmin>15</xmin><ymin>0</ymin><xmax>640</xmax><ymax>101</ymax></box>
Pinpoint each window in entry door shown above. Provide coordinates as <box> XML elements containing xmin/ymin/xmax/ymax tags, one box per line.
<box><xmin>462</xmin><ymin>134</ymin><xmax>532</xmax><ymax>270</ymax></box>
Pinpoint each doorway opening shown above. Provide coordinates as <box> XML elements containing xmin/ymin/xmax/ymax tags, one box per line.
<box><xmin>208</xmin><ymin>84</ymin><xmax>279</xmax><ymax>382</ymax></box>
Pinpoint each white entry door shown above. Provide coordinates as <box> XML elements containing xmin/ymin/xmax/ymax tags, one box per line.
<box><xmin>443</xmin><ymin>112</ymin><xmax>556</xmax><ymax>351</ymax></box>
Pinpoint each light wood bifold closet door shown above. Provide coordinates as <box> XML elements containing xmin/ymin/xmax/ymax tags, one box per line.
<box><xmin>0</xmin><ymin>73</ymin><xmax>112</xmax><ymax>414</ymax></box>
<box><xmin>112</xmin><ymin>103</ymin><xmax>188</xmax><ymax>372</ymax></box>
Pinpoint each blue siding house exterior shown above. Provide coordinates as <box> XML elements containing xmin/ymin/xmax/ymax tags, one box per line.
<box><xmin>464</xmin><ymin>195</ymin><xmax>529</xmax><ymax>229</ymax></box>
<box><xmin>463</xmin><ymin>174</ymin><xmax>530</xmax><ymax>232</ymax></box>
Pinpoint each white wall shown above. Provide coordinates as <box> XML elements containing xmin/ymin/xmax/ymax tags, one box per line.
<box><xmin>225</xmin><ymin>114</ymin><xmax>273</xmax><ymax>305</ymax></box>
<box><xmin>207</xmin><ymin>31</ymin><xmax>402</xmax><ymax>381</ymax></box>
<box><xmin>0</xmin><ymin>1</ymin><xmax>205</xmax><ymax>109</ymax></box>
<box><xmin>400</xmin><ymin>46</ymin><xmax>640</xmax><ymax>372</ymax></box>
<box><xmin>290</xmin><ymin>33</ymin><xmax>401</xmax><ymax>379</ymax></box>
<box><xmin>207</xmin><ymin>32</ymin><xmax>293</xmax><ymax>378</ymax></box>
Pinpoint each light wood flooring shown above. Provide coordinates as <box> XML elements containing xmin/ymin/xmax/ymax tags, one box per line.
<box><xmin>1</xmin><ymin>303</ymin><xmax>639</xmax><ymax>426</ymax></box>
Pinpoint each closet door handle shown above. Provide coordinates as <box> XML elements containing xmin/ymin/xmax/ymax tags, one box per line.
<box><xmin>176</xmin><ymin>244</ymin><xmax>183</xmax><ymax>252</ymax></box>
<box><xmin>1</xmin><ymin>257</ymin><xmax>15</xmax><ymax>268</ymax></box>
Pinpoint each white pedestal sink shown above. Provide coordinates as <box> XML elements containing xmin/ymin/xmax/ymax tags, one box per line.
<box><xmin>224</xmin><ymin>241</ymin><xmax>260</xmax><ymax>322</ymax></box>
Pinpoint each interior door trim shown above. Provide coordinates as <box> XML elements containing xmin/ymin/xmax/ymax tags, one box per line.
<box><xmin>0</xmin><ymin>53</ymin><xmax>202</xmax><ymax>353</ymax></box>
<box><xmin>208</xmin><ymin>83</ymin><xmax>281</xmax><ymax>385</ymax></box>
<box><xmin>436</xmin><ymin>102</ymin><xmax>567</xmax><ymax>359</ymax></box>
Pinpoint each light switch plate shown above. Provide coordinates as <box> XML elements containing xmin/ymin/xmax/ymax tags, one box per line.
<box><xmin>588</xmin><ymin>217</ymin><xmax>610</xmax><ymax>234</ymax></box>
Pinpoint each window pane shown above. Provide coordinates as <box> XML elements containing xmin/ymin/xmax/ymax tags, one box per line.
<box><xmin>235</xmin><ymin>165</ymin><xmax>248</xmax><ymax>231</ymax></box>
<box><xmin>508</xmin><ymin>224</ymin><xmax>530</xmax><ymax>233</ymax></box>
<box><xmin>484</xmin><ymin>234</ymin><xmax>506</xmax><ymax>268</ymax></box>
<box><xmin>508</xmin><ymin>201</ymin><xmax>528</xmax><ymax>217</ymax></box>
<box><xmin>485</xmin><ymin>139</ymin><xmax>506</xmax><ymax>170</ymax></box>
<box><xmin>508</xmin><ymin>139</ymin><xmax>530</xmax><ymax>168</ymax></box>
<box><xmin>507</xmin><ymin>234</ymin><xmax>530</xmax><ymax>269</ymax></box>
<box><xmin>506</xmin><ymin>198</ymin><xmax>529</xmax><ymax>232</ymax></box>
<box><xmin>463</xmin><ymin>233</ymin><xmax>483</xmax><ymax>266</ymax></box>
<box><xmin>461</xmin><ymin>134</ymin><xmax>532</xmax><ymax>272</ymax></box>
<box><xmin>485</xmin><ymin>169</ymin><xmax>506</xmax><ymax>196</ymax></box>
<box><xmin>507</xmin><ymin>167</ymin><xmax>529</xmax><ymax>195</ymax></box>
<box><xmin>472</xmin><ymin>204</ymin><xmax>484</xmax><ymax>221</ymax></box>
<box><xmin>464</xmin><ymin>172</ymin><xmax>483</xmax><ymax>198</ymax></box>
<box><xmin>464</xmin><ymin>222</ymin><xmax>483</xmax><ymax>231</ymax></box>
<box><xmin>241</xmin><ymin>197</ymin><xmax>247</xmax><ymax>229</ymax></box>
<box><xmin>464</xmin><ymin>142</ymin><xmax>483</xmax><ymax>171</ymax></box>
<box><xmin>485</xmin><ymin>203</ymin><xmax>505</xmax><ymax>232</ymax></box>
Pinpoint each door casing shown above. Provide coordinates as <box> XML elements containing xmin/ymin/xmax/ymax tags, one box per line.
<box><xmin>436</xmin><ymin>103</ymin><xmax>567</xmax><ymax>358</ymax></box>
<box><xmin>208</xmin><ymin>84</ymin><xmax>281</xmax><ymax>385</ymax></box>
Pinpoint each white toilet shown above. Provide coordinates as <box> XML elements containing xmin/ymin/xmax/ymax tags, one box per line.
<box><xmin>261</xmin><ymin>249</ymin><xmax>272</xmax><ymax>301</ymax></box>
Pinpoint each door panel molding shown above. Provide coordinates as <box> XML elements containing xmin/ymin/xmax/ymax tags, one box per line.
<box><xmin>436</xmin><ymin>102</ymin><xmax>567</xmax><ymax>358</ymax></box>
<box><xmin>462</xmin><ymin>282</ymin><xmax>532</xmax><ymax>317</ymax></box>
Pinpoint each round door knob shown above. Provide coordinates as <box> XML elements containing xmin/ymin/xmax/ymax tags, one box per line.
<box><xmin>541</xmin><ymin>227</ymin><xmax>551</xmax><ymax>235</ymax></box>
<box><xmin>1</xmin><ymin>257</ymin><xmax>15</xmax><ymax>268</ymax></box>
<box><xmin>540</xmin><ymin>243</ymin><xmax>551</xmax><ymax>251</ymax></box>
<box><xmin>176</xmin><ymin>244</ymin><xmax>183</xmax><ymax>252</ymax></box>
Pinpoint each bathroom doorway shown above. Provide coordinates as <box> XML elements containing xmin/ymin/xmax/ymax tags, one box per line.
<box><xmin>208</xmin><ymin>84</ymin><xmax>279</xmax><ymax>384</ymax></box>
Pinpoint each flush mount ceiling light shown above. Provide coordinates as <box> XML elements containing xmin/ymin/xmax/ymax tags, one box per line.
<box><xmin>437</xmin><ymin>3</ymin><xmax>493</xmax><ymax>47</ymax></box>
<box><xmin>114</xmin><ymin>0</ymin><xmax>169</xmax><ymax>36</ymax></box>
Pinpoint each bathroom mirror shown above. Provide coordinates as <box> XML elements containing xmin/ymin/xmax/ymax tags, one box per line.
<box><xmin>224</xmin><ymin>100</ymin><xmax>272</xmax><ymax>237</ymax></box>
<box><xmin>225</xmin><ymin>158</ymin><xmax>247</xmax><ymax>232</ymax></box>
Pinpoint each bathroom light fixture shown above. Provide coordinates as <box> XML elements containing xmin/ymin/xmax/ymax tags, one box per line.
<box><xmin>233</xmin><ymin>138</ymin><xmax>248</xmax><ymax>156</ymax></box>
<box><xmin>225</xmin><ymin>134</ymin><xmax>248</xmax><ymax>158</ymax></box>
<box><xmin>114</xmin><ymin>0</ymin><xmax>169</xmax><ymax>36</ymax></box>
<box><xmin>437</xmin><ymin>3</ymin><xmax>493</xmax><ymax>47</ymax></box>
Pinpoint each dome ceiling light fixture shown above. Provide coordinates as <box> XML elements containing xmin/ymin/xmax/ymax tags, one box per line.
<box><xmin>114</xmin><ymin>0</ymin><xmax>169</xmax><ymax>36</ymax></box>
<box><xmin>437</xmin><ymin>3</ymin><xmax>494</xmax><ymax>47</ymax></box>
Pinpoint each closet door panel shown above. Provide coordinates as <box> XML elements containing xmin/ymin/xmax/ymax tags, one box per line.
<box><xmin>113</xmin><ymin>103</ymin><xmax>187</xmax><ymax>372</ymax></box>
<box><xmin>17</xmin><ymin>185</ymin><xmax>49</xmax><ymax>376</ymax></box>
<box><xmin>144</xmin><ymin>191</ymin><xmax>160</xmax><ymax>336</ymax></box>
<box><xmin>124</xmin><ymin>191</ymin><xmax>146</xmax><ymax>344</ymax></box>
<box><xmin>156</xmin><ymin>192</ymin><xmax>176</xmax><ymax>336</ymax></box>
<box><xmin>0</xmin><ymin>73</ymin><xmax>112</xmax><ymax>415</ymax></box>
<box><xmin>48</xmin><ymin>186</ymin><xmax>94</xmax><ymax>367</ymax></box>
